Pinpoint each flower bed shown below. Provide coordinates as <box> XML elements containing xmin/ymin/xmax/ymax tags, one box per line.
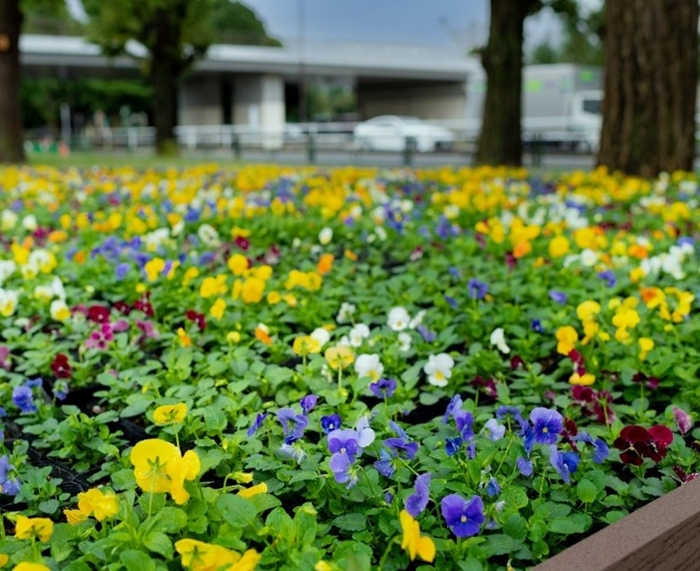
<box><xmin>0</xmin><ymin>163</ymin><xmax>698</xmax><ymax>570</ymax></box>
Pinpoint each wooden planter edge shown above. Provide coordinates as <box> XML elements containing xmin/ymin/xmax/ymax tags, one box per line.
<box><xmin>531</xmin><ymin>475</ymin><xmax>700</xmax><ymax>571</ymax></box>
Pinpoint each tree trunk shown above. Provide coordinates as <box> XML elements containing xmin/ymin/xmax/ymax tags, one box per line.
<box><xmin>597</xmin><ymin>1</ymin><xmax>698</xmax><ymax>177</ymax></box>
<box><xmin>151</xmin><ymin>8</ymin><xmax>181</xmax><ymax>156</ymax></box>
<box><xmin>476</xmin><ymin>0</ymin><xmax>536</xmax><ymax>166</ymax></box>
<box><xmin>0</xmin><ymin>0</ymin><xmax>25</xmax><ymax>163</ymax></box>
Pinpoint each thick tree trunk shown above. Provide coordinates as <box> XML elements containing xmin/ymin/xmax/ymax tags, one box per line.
<box><xmin>476</xmin><ymin>0</ymin><xmax>536</xmax><ymax>167</ymax></box>
<box><xmin>597</xmin><ymin>1</ymin><xmax>698</xmax><ymax>177</ymax></box>
<box><xmin>151</xmin><ymin>8</ymin><xmax>181</xmax><ymax>156</ymax></box>
<box><xmin>0</xmin><ymin>0</ymin><xmax>25</xmax><ymax>163</ymax></box>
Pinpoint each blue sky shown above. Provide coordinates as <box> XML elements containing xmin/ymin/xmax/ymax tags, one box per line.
<box><xmin>244</xmin><ymin>0</ymin><xmax>488</xmax><ymax>50</ymax></box>
<box><xmin>243</xmin><ymin>0</ymin><xmax>567</xmax><ymax>53</ymax></box>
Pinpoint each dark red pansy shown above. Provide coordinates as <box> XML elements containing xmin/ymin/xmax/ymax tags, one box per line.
<box><xmin>113</xmin><ymin>301</ymin><xmax>132</xmax><ymax>315</ymax></box>
<box><xmin>185</xmin><ymin>309</ymin><xmax>206</xmax><ymax>331</ymax></box>
<box><xmin>510</xmin><ymin>355</ymin><xmax>525</xmax><ymax>370</ymax></box>
<box><xmin>646</xmin><ymin>425</ymin><xmax>674</xmax><ymax>463</ymax></box>
<box><xmin>470</xmin><ymin>375</ymin><xmax>497</xmax><ymax>399</ymax></box>
<box><xmin>632</xmin><ymin>372</ymin><xmax>660</xmax><ymax>390</ymax></box>
<box><xmin>235</xmin><ymin>236</ymin><xmax>250</xmax><ymax>251</ymax></box>
<box><xmin>87</xmin><ymin>305</ymin><xmax>110</xmax><ymax>324</ymax></box>
<box><xmin>51</xmin><ymin>353</ymin><xmax>72</xmax><ymax>379</ymax></box>
<box><xmin>614</xmin><ymin>425</ymin><xmax>652</xmax><ymax>466</ymax></box>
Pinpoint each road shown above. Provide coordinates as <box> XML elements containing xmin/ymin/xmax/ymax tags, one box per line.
<box><xmin>209</xmin><ymin>147</ymin><xmax>598</xmax><ymax>171</ymax></box>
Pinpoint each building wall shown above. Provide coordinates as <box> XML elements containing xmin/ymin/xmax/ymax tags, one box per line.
<box><xmin>179</xmin><ymin>76</ymin><xmax>223</xmax><ymax>125</ymax></box>
<box><xmin>357</xmin><ymin>81</ymin><xmax>467</xmax><ymax>122</ymax></box>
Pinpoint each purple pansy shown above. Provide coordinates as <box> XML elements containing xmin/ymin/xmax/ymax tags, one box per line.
<box><xmin>530</xmin><ymin>407</ymin><xmax>564</xmax><ymax>445</ymax></box>
<box><xmin>300</xmin><ymin>395</ymin><xmax>318</xmax><ymax>415</ymax></box>
<box><xmin>327</xmin><ymin>429</ymin><xmax>360</xmax><ymax>461</ymax></box>
<box><xmin>549</xmin><ymin>290</ymin><xmax>568</xmax><ymax>305</ymax></box>
<box><xmin>247</xmin><ymin>412</ymin><xmax>268</xmax><ymax>437</ymax></box>
<box><xmin>369</xmin><ymin>378</ymin><xmax>397</xmax><ymax>399</ymax></box>
<box><xmin>12</xmin><ymin>385</ymin><xmax>36</xmax><ymax>414</ymax></box>
<box><xmin>405</xmin><ymin>472</ymin><xmax>431</xmax><ymax>517</ymax></box>
<box><xmin>549</xmin><ymin>446</ymin><xmax>580</xmax><ymax>483</ymax></box>
<box><xmin>467</xmin><ymin>278</ymin><xmax>488</xmax><ymax>300</ymax></box>
<box><xmin>321</xmin><ymin>413</ymin><xmax>341</xmax><ymax>434</ymax></box>
<box><xmin>276</xmin><ymin>408</ymin><xmax>308</xmax><ymax>445</ymax></box>
<box><xmin>441</xmin><ymin>494</ymin><xmax>485</xmax><ymax>538</ymax></box>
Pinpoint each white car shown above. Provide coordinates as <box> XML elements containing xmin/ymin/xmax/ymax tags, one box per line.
<box><xmin>353</xmin><ymin>115</ymin><xmax>455</xmax><ymax>152</ymax></box>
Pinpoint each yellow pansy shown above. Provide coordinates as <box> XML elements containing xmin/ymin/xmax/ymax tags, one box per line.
<box><xmin>210</xmin><ymin>298</ymin><xmax>226</xmax><ymax>320</ymax></box>
<box><xmin>130</xmin><ymin>439</ymin><xmax>200</xmax><ymax>505</ymax></box>
<box><xmin>14</xmin><ymin>516</ymin><xmax>53</xmax><ymax>542</ymax></box>
<box><xmin>240</xmin><ymin>277</ymin><xmax>265</xmax><ymax>304</ymax></box>
<box><xmin>639</xmin><ymin>337</ymin><xmax>654</xmax><ymax>361</ymax></box>
<box><xmin>227</xmin><ymin>331</ymin><xmax>241</xmax><ymax>344</ymax></box>
<box><xmin>11</xmin><ymin>564</ymin><xmax>51</xmax><ymax>571</ymax></box>
<box><xmin>177</xmin><ymin>328</ymin><xmax>191</xmax><ymax>348</ymax></box>
<box><xmin>200</xmin><ymin>275</ymin><xmax>228</xmax><ymax>298</ymax></box>
<box><xmin>144</xmin><ymin>258</ymin><xmax>166</xmax><ymax>282</ymax></box>
<box><xmin>153</xmin><ymin>403</ymin><xmax>188</xmax><ymax>424</ymax></box>
<box><xmin>292</xmin><ymin>335</ymin><xmax>321</xmax><ymax>356</ymax></box>
<box><xmin>76</xmin><ymin>488</ymin><xmax>119</xmax><ymax>521</ymax></box>
<box><xmin>555</xmin><ymin>326</ymin><xmax>578</xmax><ymax>356</ymax></box>
<box><xmin>237</xmin><ymin>483</ymin><xmax>268</xmax><ymax>499</ymax></box>
<box><xmin>182</xmin><ymin>267</ymin><xmax>200</xmax><ymax>287</ymax></box>
<box><xmin>227</xmin><ymin>253</ymin><xmax>249</xmax><ymax>276</ymax></box>
<box><xmin>399</xmin><ymin>510</ymin><xmax>435</xmax><ymax>563</ymax></box>
<box><xmin>325</xmin><ymin>346</ymin><xmax>355</xmax><ymax>370</ymax></box>
<box><xmin>64</xmin><ymin>509</ymin><xmax>88</xmax><ymax>525</ymax></box>
<box><xmin>576</xmin><ymin>301</ymin><xmax>601</xmax><ymax>322</ymax></box>
<box><xmin>569</xmin><ymin>372</ymin><xmax>596</xmax><ymax>386</ymax></box>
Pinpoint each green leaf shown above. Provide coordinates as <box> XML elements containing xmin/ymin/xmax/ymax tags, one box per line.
<box><xmin>332</xmin><ymin>513</ymin><xmax>367</xmax><ymax>531</ymax></box>
<box><xmin>501</xmin><ymin>485</ymin><xmax>529</xmax><ymax>510</ymax></box>
<box><xmin>217</xmin><ymin>494</ymin><xmax>257</xmax><ymax>528</ymax></box>
<box><xmin>503</xmin><ymin>513</ymin><xmax>528</xmax><ymax>542</ymax></box>
<box><xmin>483</xmin><ymin>533</ymin><xmax>516</xmax><ymax>556</ymax></box>
<box><xmin>120</xmin><ymin>550</ymin><xmax>156</xmax><ymax>571</ymax></box>
<box><xmin>576</xmin><ymin>479</ymin><xmax>597</xmax><ymax>503</ymax></box>
<box><xmin>143</xmin><ymin>531</ymin><xmax>173</xmax><ymax>558</ymax></box>
<box><xmin>602</xmin><ymin>510</ymin><xmax>628</xmax><ymax>524</ymax></box>
<box><xmin>548</xmin><ymin>513</ymin><xmax>591</xmax><ymax>535</ymax></box>
<box><xmin>39</xmin><ymin>499</ymin><xmax>60</xmax><ymax>514</ymax></box>
<box><xmin>249</xmin><ymin>493</ymin><xmax>282</xmax><ymax>514</ymax></box>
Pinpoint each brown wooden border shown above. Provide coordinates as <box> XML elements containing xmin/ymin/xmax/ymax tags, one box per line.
<box><xmin>532</xmin><ymin>476</ymin><xmax>700</xmax><ymax>571</ymax></box>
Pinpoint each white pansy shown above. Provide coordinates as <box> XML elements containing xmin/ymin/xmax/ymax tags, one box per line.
<box><xmin>490</xmin><ymin>327</ymin><xmax>511</xmax><ymax>354</ymax></box>
<box><xmin>310</xmin><ymin>327</ymin><xmax>331</xmax><ymax>347</ymax></box>
<box><xmin>484</xmin><ymin>418</ymin><xmax>506</xmax><ymax>441</ymax></box>
<box><xmin>349</xmin><ymin>323</ymin><xmax>371</xmax><ymax>347</ymax></box>
<box><xmin>171</xmin><ymin>219</ymin><xmax>185</xmax><ymax>236</ymax></box>
<box><xmin>34</xmin><ymin>285</ymin><xmax>53</xmax><ymax>302</ymax></box>
<box><xmin>1</xmin><ymin>209</ymin><xmax>17</xmax><ymax>232</ymax></box>
<box><xmin>409</xmin><ymin>310</ymin><xmax>426</xmax><ymax>329</ymax></box>
<box><xmin>318</xmin><ymin>227</ymin><xmax>333</xmax><ymax>245</ymax></box>
<box><xmin>0</xmin><ymin>288</ymin><xmax>18</xmax><ymax>317</ymax></box>
<box><xmin>398</xmin><ymin>331</ymin><xmax>412</xmax><ymax>352</ymax></box>
<box><xmin>0</xmin><ymin>260</ymin><xmax>16</xmax><ymax>284</ymax></box>
<box><xmin>355</xmin><ymin>416</ymin><xmax>376</xmax><ymax>448</ymax></box>
<box><xmin>22</xmin><ymin>215</ymin><xmax>37</xmax><ymax>231</ymax></box>
<box><xmin>423</xmin><ymin>353</ymin><xmax>454</xmax><ymax>387</ymax></box>
<box><xmin>50</xmin><ymin>277</ymin><xmax>66</xmax><ymax>300</ymax></box>
<box><xmin>354</xmin><ymin>353</ymin><xmax>384</xmax><ymax>382</ymax></box>
<box><xmin>580</xmin><ymin>249</ymin><xmax>598</xmax><ymax>267</ymax></box>
<box><xmin>197</xmin><ymin>224</ymin><xmax>220</xmax><ymax>247</ymax></box>
<box><xmin>143</xmin><ymin>228</ymin><xmax>171</xmax><ymax>251</ymax></box>
<box><xmin>50</xmin><ymin>299</ymin><xmax>71</xmax><ymax>322</ymax></box>
<box><xmin>387</xmin><ymin>306</ymin><xmax>410</xmax><ymax>331</ymax></box>
<box><xmin>336</xmin><ymin>302</ymin><xmax>356</xmax><ymax>323</ymax></box>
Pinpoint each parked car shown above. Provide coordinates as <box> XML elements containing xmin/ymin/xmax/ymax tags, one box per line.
<box><xmin>353</xmin><ymin>115</ymin><xmax>455</xmax><ymax>152</ymax></box>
